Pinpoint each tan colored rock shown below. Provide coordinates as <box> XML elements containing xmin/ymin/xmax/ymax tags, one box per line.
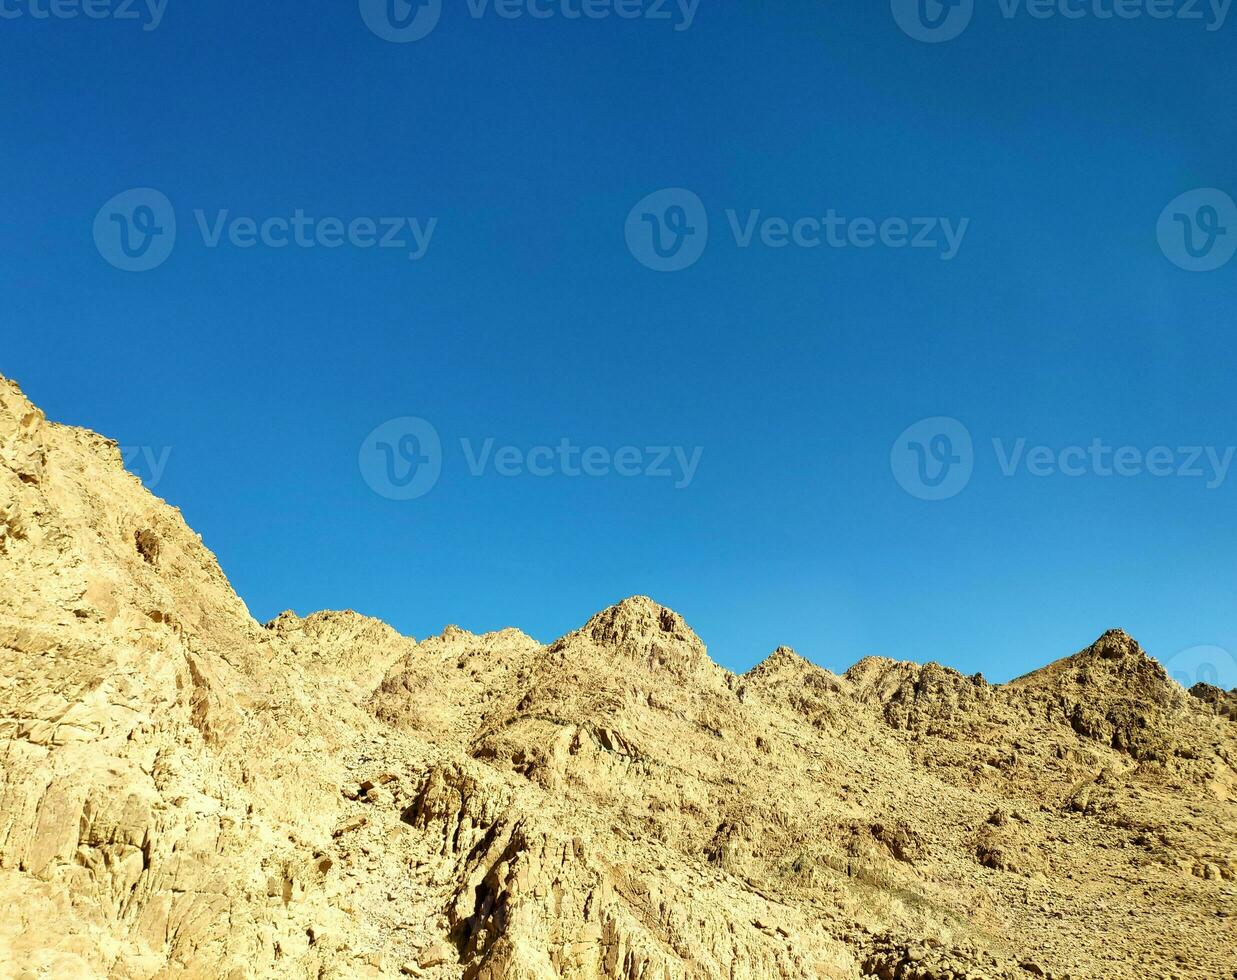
<box><xmin>0</xmin><ymin>373</ymin><xmax>1234</xmax><ymax>979</ymax></box>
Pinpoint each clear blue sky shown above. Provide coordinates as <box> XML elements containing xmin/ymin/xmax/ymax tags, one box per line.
<box><xmin>4</xmin><ymin>0</ymin><xmax>1236</xmax><ymax>685</ymax></box>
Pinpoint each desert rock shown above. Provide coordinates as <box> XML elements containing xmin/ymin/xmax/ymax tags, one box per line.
<box><xmin>1</xmin><ymin>374</ymin><xmax>1234</xmax><ymax>978</ymax></box>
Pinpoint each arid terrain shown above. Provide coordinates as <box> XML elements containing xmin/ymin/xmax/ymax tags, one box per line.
<box><xmin>1</xmin><ymin>373</ymin><xmax>1234</xmax><ymax>979</ymax></box>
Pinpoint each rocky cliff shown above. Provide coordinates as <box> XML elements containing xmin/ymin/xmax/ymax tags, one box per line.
<box><xmin>1</xmin><ymin>376</ymin><xmax>1233</xmax><ymax>979</ymax></box>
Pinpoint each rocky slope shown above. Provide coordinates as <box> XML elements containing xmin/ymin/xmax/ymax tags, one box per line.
<box><xmin>0</xmin><ymin>375</ymin><xmax>1234</xmax><ymax>979</ymax></box>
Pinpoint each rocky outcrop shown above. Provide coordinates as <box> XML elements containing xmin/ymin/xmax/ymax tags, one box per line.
<box><xmin>1189</xmin><ymin>681</ymin><xmax>1237</xmax><ymax>722</ymax></box>
<box><xmin>1</xmin><ymin>374</ymin><xmax>1234</xmax><ymax>979</ymax></box>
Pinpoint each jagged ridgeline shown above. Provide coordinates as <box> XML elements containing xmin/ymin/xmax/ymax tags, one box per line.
<box><xmin>0</xmin><ymin>374</ymin><xmax>1234</xmax><ymax>980</ymax></box>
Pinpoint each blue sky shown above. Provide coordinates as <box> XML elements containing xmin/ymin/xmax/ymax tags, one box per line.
<box><xmin>4</xmin><ymin>0</ymin><xmax>1236</xmax><ymax>686</ymax></box>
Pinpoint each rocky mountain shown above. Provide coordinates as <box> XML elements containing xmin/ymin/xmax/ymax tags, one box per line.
<box><xmin>0</xmin><ymin>374</ymin><xmax>1233</xmax><ymax>980</ymax></box>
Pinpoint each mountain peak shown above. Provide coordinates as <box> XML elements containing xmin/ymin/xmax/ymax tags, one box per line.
<box><xmin>747</xmin><ymin>645</ymin><xmax>811</xmax><ymax>676</ymax></box>
<box><xmin>1001</xmin><ymin>629</ymin><xmax>1201</xmax><ymax>761</ymax></box>
<box><xmin>1008</xmin><ymin>628</ymin><xmax>1159</xmax><ymax>689</ymax></box>
<box><xmin>548</xmin><ymin>596</ymin><xmax>710</xmax><ymax>673</ymax></box>
<box><xmin>581</xmin><ymin>596</ymin><xmax>700</xmax><ymax>644</ymax></box>
<box><xmin>1089</xmin><ymin>628</ymin><xmax>1142</xmax><ymax>661</ymax></box>
<box><xmin>265</xmin><ymin>608</ymin><xmax>411</xmax><ymax>639</ymax></box>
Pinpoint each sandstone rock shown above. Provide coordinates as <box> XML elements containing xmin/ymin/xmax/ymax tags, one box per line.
<box><xmin>0</xmin><ymin>374</ymin><xmax>1233</xmax><ymax>979</ymax></box>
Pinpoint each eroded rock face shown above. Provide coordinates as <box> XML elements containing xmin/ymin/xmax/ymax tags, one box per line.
<box><xmin>1</xmin><ymin>374</ymin><xmax>1235</xmax><ymax>979</ymax></box>
<box><xmin>1189</xmin><ymin>682</ymin><xmax>1237</xmax><ymax>722</ymax></box>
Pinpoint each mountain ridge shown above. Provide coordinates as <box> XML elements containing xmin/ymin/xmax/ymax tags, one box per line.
<box><xmin>269</xmin><ymin>597</ymin><xmax>1191</xmax><ymax>702</ymax></box>
<box><xmin>0</xmin><ymin>370</ymin><xmax>1192</xmax><ymax>689</ymax></box>
<box><xmin>1</xmin><ymin>374</ymin><xmax>1234</xmax><ymax>979</ymax></box>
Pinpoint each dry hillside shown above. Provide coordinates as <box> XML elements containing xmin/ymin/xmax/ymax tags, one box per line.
<box><xmin>0</xmin><ymin>375</ymin><xmax>1233</xmax><ymax>979</ymax></box>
